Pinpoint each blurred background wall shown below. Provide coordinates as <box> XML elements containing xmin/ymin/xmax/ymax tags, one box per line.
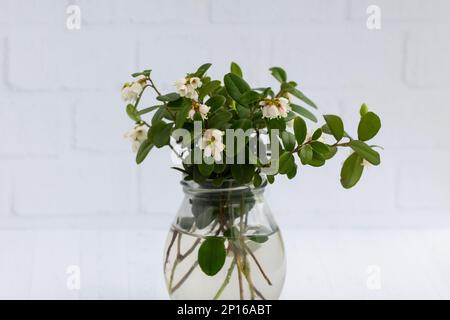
<box><xmin>1</xmin><ymin>0</ymin><xmax>449</xmax><ymax>229</ymax></box>
<box><xmin>0</xmin><ymin>0</ymin><xmax>450</xmax><ymax>299</ymax></box>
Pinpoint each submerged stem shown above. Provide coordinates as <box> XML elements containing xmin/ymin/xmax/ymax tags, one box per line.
<box><xmin>213</xmin><ymin>258</ymin><xmax>236</xmax><ymax>300</ymax></box>
<box><xmin>244</xmin><ymin>242</ymin><xmax>272</xmax><ymax>286</ymax></box>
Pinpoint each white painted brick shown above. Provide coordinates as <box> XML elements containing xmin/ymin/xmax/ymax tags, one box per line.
<box><xmin>0</xmin><ymin>0</ymin><xmax>67</xmax><ymax>26</ymax></box>
<box><xmin>8</xmin><ymin>31</ymin><xmax>136</xmax><ymax>90</ymax></box>
<box><xmin>140</xmin><ymin>148</ymin><xmax>184</xmax><ymax>216</ymax></box>
<box><xmin>74</xmin><ymin>93</ymin><xmax>134</xmax><ymax>152</ymax></box>
<box><xmin>349</xmin><ymin>0</ymin><xmax>450</xmax><ymax>21</ymax></box>
<box><xmin>339</xmin><ymin>90</ymin><xmax>450</xmax><ymax>148</ymax></box>
<box><xmin>0</xmin><ymin>166</ymin><xmax>10</xmax><ymax>216</ymax></box>
<box><xmin>397</xmin><ymin>149</ymin><xmax>450</xmax><ymax>210</ymax></box>
<box><xmin>73</xmin><ymin>0</ymin><xmax>209</xmax><ymax>25</ymax></box>
<box><xmin>271</xmin><ymin>26</ymin><xmax>404</xmax><ymax>90</ymax></box>
<box><xmin>405</xmin><ymin>27</ymin><xmax>450</xmax><ymax>88</ymax></box>
<box><xmin>13</xmin><ymin>157</ymin><xmax>137</xmax><ymax>216</ymax></box>
<box><xmin>0</xmin><ymin>94</ymin><xmax>66</xmax><ymax>156</ymax></box>
<box><xmin>138</xmin><ymin>31</ymin><xmax>212</xmax><ymax>90</ymax></box>
<box><xmin>211</xmin><ymin>0</ymin><xmax>347</xmax><ymax>23</ymax></box>
<box><xmin>138</xmin><ymin>28</ymin><xmax>271</xmax><ymax>89</ymax></box>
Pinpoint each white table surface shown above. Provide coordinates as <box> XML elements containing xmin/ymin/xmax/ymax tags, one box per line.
<box><xmin>1</xmin><ymin>227</ymin><xmax>449</xmax><ymax>300</ymax></box>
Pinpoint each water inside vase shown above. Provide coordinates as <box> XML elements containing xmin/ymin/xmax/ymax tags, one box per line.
<box><xmin>164</xmin><ymin>225</ymin><xmax>286</xmax><ymax>300</ymax></box>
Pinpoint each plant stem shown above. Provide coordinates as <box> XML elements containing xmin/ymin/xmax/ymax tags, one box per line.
<box><xmin>244</xmin><ymin>242</ymin><xmax>272</xmax><ymax>286</ymax></box>
<box><xmin>168</xmin><ymin>233</ymin><xmax>181</xmax><ymax>290</ymax></box>
<box><xmin>213</xmin><ymin>258</ymin><xmax>236</xmax><ymax>300</ymax></box>
<box><xmin>164</xmin><ymin>229</ymin><xmax>178</xmax><ymax>273</ymax></box>
<box><xmin>242</xmin><ymin>256</ymin><xmax>256</xmax><ymax>300</ymax></box>
<box><xmin>170</xmin><ymin>261</ymin><xmax>199</xmax><ymax>294</ymax></box>
<box><xmin>236</xmin><ymin>257</ymin><xmax>244</xmax><ymax>300</ymax></box>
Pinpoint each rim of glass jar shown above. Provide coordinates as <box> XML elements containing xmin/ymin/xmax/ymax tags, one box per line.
<box><xmin>181</xmin><ymin>177</ymin><xmax>267</xmax><ymax>195</ymax></box>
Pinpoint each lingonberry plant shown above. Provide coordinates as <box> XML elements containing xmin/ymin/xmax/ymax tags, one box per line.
<box><xmin>122</xmin><ymin>62</ymin><xmax>382</xmax><ymax>189</ymax></box>
<box><xmin>121</xmin><ymin>63</ymin><xmax>382</xmax><ymax>299</ymax></box>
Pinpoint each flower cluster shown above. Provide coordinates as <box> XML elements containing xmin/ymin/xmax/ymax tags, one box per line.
<box><xmin>188</xmin><ymin>100</ymin><xmax>210</xmax><ymax>120</ymax></box>
<box><xmin>121</xmin><ymin>75</ymin><xmax>147</xmax><ymax>102</ymax></box>
<box><xmin>200</xmin><ymin>129</ymin><xmax>225</xmax><ymax>162</ymax></box>
<box><xmin>124</xmin><ymin>125</ymin><xmax>148</xmax><ymax>152</ymax></box>
<box><xmin>260</xmin><ymin>97</ymin><xmax>291</xmax><ymax>119</ymax></box>
<box><xmin>175</xmin><ymin>76</ymin><xmax>202</xmax><ymax>101</ymax></box>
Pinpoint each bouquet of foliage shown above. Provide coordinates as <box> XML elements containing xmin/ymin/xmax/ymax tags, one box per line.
<box><xmin>122</xmin><ymin>62</ymin><xmax>381</xmax><ymax>189</ymax></box>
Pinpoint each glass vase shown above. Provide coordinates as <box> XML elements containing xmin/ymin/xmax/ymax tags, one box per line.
<box><xmin>163</xmin><ymin>179</ymin><xmax>286</xmax><ymax>300</ymax></box>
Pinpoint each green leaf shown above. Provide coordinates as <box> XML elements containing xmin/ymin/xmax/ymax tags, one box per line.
<box><xmin>230</xmin><ymin>62</ymin><xmax>243</xmax><ymax>78</ymax></box>
<box><xmin>312</xmin><ymin>128</ymin><xmax>322</xmax><ymax>140</ymax></box>
<box><xmin>198</xmin><ymin>163</ymin><xmax>214</xmax><ymax>177</ymax></box>
<box><xmin>212</xmin><ymin>176</ymin><xmax>225</xmax><ymax>187</ymax></box>
<box><xmin>253</xmin><ymin>173</ymin><xmax>263</xmax><ymax>188</ymax></box>
<box><xmin>323</xmin><ymin>115</ymin><xmax>344</xmax><ymax>142</ymax></box>
<box><xmin>248</xmin><ymin>235</ymin><xmax>269</xmax><ymax>243</ymax></box>
<box><xmin>269</xmin><ymin>67</ymin><xmax>287</xmax><ymax>83</ymax></box>
<box><xmin>340</xmin><ymin>152</ymin><xmax>364</xmax><ymax>189</ymax></box>
<box><xmin>231</xmin><ymin>164</ymin><xmax>255</xmax><ymax>184</ymax></box>
<box><xmin>281</xmin><ymin>131</ymin><xmax>296</xmax><ymax>152</ymax></box>
<box><xmin>287</xmin><ymin>164</ymin><xmax>297</xmax><ymax>179</ymax></box>
<box><xmin>282</xmin><ymin>83</ymin><xmax>317</xmax><ymax>109</ymax></box>
<box><xmin>151</xmin><ymin>106</ymin><xmax>166</xmax><ymax>124</ymax></box>
<box><xmin>205</xmin><ymin>95</ymin><xmax>226</xmax><ymax>110</ymax></box>
<box><xmin>349</xmin><ymin>140</ymin><xmax>381</xmax><ymax>165</ymax></box>
<box><xmin>267</xmin><ymin>118</ymin><xmax>286</xmax><ymax>131</ymax></box>
<box><xmin>193</xmin><ymin>165</ymin><xmax>208</xmax><ymax>183</ymax></box>
<box><xmin>278</xmin><ymin>152</ymin><xmax>295</xmax><ymax>175</ymax></box>
<box><xmin>293</xmin><ymin>117</ymin><xmax>307</xmax><ymax>144</ymax></box>
<box><xmin>138</xmin><ymin>105</ymin><xmax>162</xmax><ymax>116</ymax></box>
<box><xmin>290</xmin><ymin>104</ymin><xmax>318</xmax><ymax>122</ymax></box>
<box><xmin>214</xmin><ymin>163</ymin><xmax>227</xmax><ymax>173</ymax></box>
<box><xmin>360</xmin><ymin>103</ymin><xmax>369</xmax><ymax>117</ymax></box>
<box><xmin>199</xmin><ymin>80</ymin><xmax>221</xmax><ymax>100</ymax></box>
<box><xmin>298</xmin><ymin>144</ymin><xmax>313</xmax><ymax>165</ymax></box>
<box><xmin>198</xmin><ymin>237</ymin><xmax>226</xmax><ymax>276</ymax></box>
<box><xmin>309</xmin><ymin>151</ymin><xmax>326</xmax><ymax>167</ymax></box>
<box><xmin>358</xmin><ymin>112</ymin><xmax>381</xmax><ymax>141</ymax></box>
<box><xmin>175</xmin><ymin>99</ymin><xmax>192</xmax><ymax>128</ymax></box>
<box><xmin>207</xmin><ymin>110</ymin><xmax>233</xmax><ymax>129</ymax></box>
<box><xmin>157</xmin><ymin>92</ymin><xmax>180</xmax><ymax>102</ymax></box>
<box><xmin>148</xmin><ymin>121</ymin><xmax>172</xmax><ymax>148</ymax></box>
<box><xmin>126</xmin><ymin>104</ymin><xmax>141</xmax><ymax>122</ymax></box>
<box><xmin>239</xmin><ymin>90</ymin><xmax>260</xmax><ymax>105</ymax></box>
<box><xmin>310</xmin><ymin>141</ymin><xmax>330</xmax><ymax>155</ymax></box>
<box><xmin>223</xmin><ymin>73</ymin><xmax>251</xmax><ymax>102</ymax></box>
<box><xmin>136</xmin><ymin>139</ymin><xmax>153</xmax><ymax>164</ymax></box>
<box><xmin>322</xmin><ymin>146</ymin><xmax>338</xmax><ymax>160</ymax></box>
<box><xmin>194</xmin><ymin>63</ymin><xmax>212</xmax><ymax>78</ymax></box>
<box><xmin>267</xmin><ymin>175</ymin><xmax>275</xmax><ymax>184</ymax></box>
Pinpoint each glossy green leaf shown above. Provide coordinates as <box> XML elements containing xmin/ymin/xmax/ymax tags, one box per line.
<box><xmin>175</xmin><ymin>100</ymin><xmax>192</xmax><ymax>128</ymax></box>
<box><xmin>340</xmin><ymin>152</ymin><xmax>364</xmax><ymax>189</ymax></box>
<box><xmin>232</xmin><ymin>119</ymin><xmax>252</xmax><ymax>131</ymax></box>
<box><xmin>230</xmin><ymin>62</ymin><xmax>243</xmax><ymax>78</ymax></box>
<box><xmin>198</xmin><ymin>237</ymin><xmax>226</xmax><ymax>276</ymax></box>
<box><xmin>223</xmin><ymin>73</ymin><xmax>251</xmax><ymax>102</ymax></box>
<box><xmin>207</xmin><ymin>110</ymin><xmax>233</xmax><ymax>129</ymax></box>
<box><xmin>349</xmin><ymin>140</ymin><xmax>381</xmax><ymax>165</ymax></box>
<box><xmin>248</xmin><ymin>234</ymin><xmax>269</xmax><ymax>243</ymax></box>
<box><xmin>199</xmin><ymin>80</ymin><xmax>221</xmax><ymax>100</ymax></box>
<box><xmin>290</xmin><ymin>104</ymin><xmax>318</xmax><ymax>122</ymax></box>
<box><xmin>156</xmin><ymin>92</ymin><xmax>180</xmax><ymax>102</ymax></box>
<box><xmin>360</xmin><ymin>103</ymin><xmax>369</xmax><ymax>117</ymax></box>
<box><xmin>287</xmin><ymin>163</ymin><xmax>297</xmax><ymax>179</ymax></box>
<box><xmin>358</xmin><ymin>112</ymin><xmax>381</xmax><ymax>141</ymax></box>
<box><xmin>126</xmin><ymin>104</ymin><xmax>141</xmax><ymax>122</ymax></box>
<box><xmin>312</xmin><ymin>128</ymin><xmax>322</xmax><ymax>141</ymax></box>
<box><xmin>205</xmin><ymin>95</ymin><xmax>226</xmax><ymax>110</ymax></box>
<box><xmin>310</xmin><ymin>141</ymin><xmax>330</xmax><ymax>155</ymax></box>
<box><xmin>281</xmin><ymin>131</ymin><xmax>296</xmax><ymax>152</ymax></box>
<box><xmin>293</xmin><ymin>117</ymin><xmax>307</xmax><ymax>144</ymax></box>
<box><xmin>148</xmin><ymin>121</ymin><xmax>172</xmax><ymax>148</ymax></box>
<box><xmin>194</xmin><ymin>63</ymin><xmax>212</xmax><ymax>78</ymax></box>
<box><xmin>239</xmin><ymin>90</ymin><xmax>260</xmax><ymax>105</ymax></box>
<box><xmin>298</xmin><ymin>144</ymin><xmax>313</xmax><ymax>165</ymax></box>
<box><xmin>198</xmin><ymin>162</ymin><xmax>214</xmax><ymax>177</ymax></box>
<box><xmin>269</xmin><ymin>66</ymin><xmax>287</xmax><ymax>83</ymax></box>
<box><xmin>231</xmin><ymin>164</ymin><xmax>255</xmax><ymax>184</ymax></box>
<box><xmin>278</xmin><ymin>152</ymin><xmax>295</xmax><ymax>175</ymax></box>
<box><xmin>253</xmin><ymin>173</ymin><xmax>262</xmax><ymax>188</ymax></box>
<box><xmin>323</xmin><ymin>115</ymin><xmax>344</xmax><ymax>142</ymax></box>
<box><xmin>282</xmin><ymin>83</ymin><xmax>317</xmax><ymax>109</ymax></box>
<box><xmin>136</xmin><ymin>139</ymin><xmax>153</xmax><ymax>164</ymax></box>
<box><xmin>138</xmin><ymin>105</ymin><xmax>162</xmax><ymax>116</ymax></box>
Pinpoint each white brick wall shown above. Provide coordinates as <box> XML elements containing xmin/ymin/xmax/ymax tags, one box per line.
<box><xmin>0</xmin><ymin>0</ymin><xmax>449</xmax><ymax>229</ymax></box>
